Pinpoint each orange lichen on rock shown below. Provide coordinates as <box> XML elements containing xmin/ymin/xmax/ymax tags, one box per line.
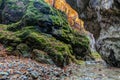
<box><xmin>45</xmin><ymin>0</ymin><xmax>85</xmax><ymax>31</ymax></box>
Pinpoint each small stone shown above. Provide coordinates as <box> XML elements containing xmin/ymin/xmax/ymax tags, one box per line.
<box><xmin>7</xmin><ymin>69</ymin><xmax>14</xmax><ymax>74</ymax></box>
<box><xmin>8</xmin><ymin>63</ymin><xmax>13</xmax><ymax>68</ymax></box>
<box><xmin>27</xmin><ymin>68</ymin><xmax>33</xmax><ymax>72</ymax></box>
<box><xmin>98</xmin><ymin>69</ymin><xmax>102</xmax><ymax>71</ymax></box>
<box><xmin>30</xmin><ymin>71</ymin><xmax>39</xmax><ymax>79</ymax></box>
<box><xmin>54</xmin><ymin>71</ymin><xmax>59</xmax><ymax>76</ymax></box>
<box><xmin>37</xmin><ymin>76</ymin><xmax>42</xmax><ymax>80</ymax></box>
<box><xmin>11</xmin><ymin>74</ymin><xmax>20</xmax><ymax>79</ymax></box>
<box><xmin>0</xmin><ymin>75</ymin><xmax>8</xmax><ymax>80</ymax></box>
<box><xmin>0</xmin><ymin>72</ymin><xmax>9</xmax><ymax>76</ymax></box>
<box><xmin>20</xmin><ymin>75</ymin><xmax>28</xmax><ymax>80</ymax></box>
<box><xmin>15</xmin><ymin>71</ymin><xmax>22</xmax><ymax>75</ymax></box>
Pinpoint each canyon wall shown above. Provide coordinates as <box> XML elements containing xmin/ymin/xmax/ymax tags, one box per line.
<box><xmin>66</xmin><ymin>0</ymin><xmax>120</xmax><ymax>67</ymax></box>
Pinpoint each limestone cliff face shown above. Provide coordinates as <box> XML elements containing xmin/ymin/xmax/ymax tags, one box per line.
<box><xmin>45</xmin><ymin>0</ymin><xmax>85</xmax><ymax>32</ymax></box>
<box><xmin>66</xmin><ymin>0</ymin><xmax>120</xmax><ymax>67</ymax></box>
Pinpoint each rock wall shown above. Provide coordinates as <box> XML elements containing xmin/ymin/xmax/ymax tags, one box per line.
<box><xmin>66</xmin><ymin>0</ymin><xmax>120</xmax><ymax>67</ymax></box>
<box><xmin>95</xmin><ymin>0</ymin><xmax>120</xmax><ymax>67</ymax></box>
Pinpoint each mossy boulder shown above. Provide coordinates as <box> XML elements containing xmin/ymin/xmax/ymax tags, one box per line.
<box><xmin>32</xmin><ymin>49</ymin><xmax>54</xmax><ymax>64</ymax></box>
<box><xmin>0</xmin><ymin>25</ymin><xmax>75</xmax><ymax>67</ymax></box>
<box><xmin>0</xmin><ymin>0</ymin><xmax>93</xmax><ymax>67</ymax></box>
<box><xmin>16</xmin><ymin>43</ymin><xmax>30</xmax><ymax>57</ymax></box>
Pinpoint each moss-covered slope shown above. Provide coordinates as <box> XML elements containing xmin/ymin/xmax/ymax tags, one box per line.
<box><xmin>0</xmin><ymin>0</ymin><xmax>93</xmax><ymax>67</ymax></box>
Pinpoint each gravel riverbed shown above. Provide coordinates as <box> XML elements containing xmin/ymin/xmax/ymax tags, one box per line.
<box><xmin>0</xmin><ymin>56</ymin><xmax>120</xmax><ymax>80</ymax></box>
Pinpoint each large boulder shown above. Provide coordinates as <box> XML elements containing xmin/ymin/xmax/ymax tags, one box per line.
<box><xmin>0</xmin><ymin>0</ymin><xmax>93</xmax><ymax>67</ymax></box>
<box><xmin>67</xmin><ymin>0</ymin><xmax>120</xmax><ymax>67</ymax></box>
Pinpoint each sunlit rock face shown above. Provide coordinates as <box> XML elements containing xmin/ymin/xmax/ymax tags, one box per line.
<box><xmin>66</xmin><ymin>0</ymin><xmax>120</xmax><ymax>67</ymax></box>
<box><xmin>45</xmin><ymin>0</ymin><xmax>85</xmax><ymax>32</ymax></box>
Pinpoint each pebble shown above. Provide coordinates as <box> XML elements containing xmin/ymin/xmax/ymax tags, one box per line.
<box><xmin>0</xmin><ymin>72</ymin><xmax>9</xmax><ymax>76</ymax></box>
<box><xmin>20</xmin><ymin>75</ymin><xmax>28</xmax><ymax>80</ymax></box>
<box><xmin>30</xmin><ymin>71</ymin><xmax>39</xmax><ymax>79</ymax></box>
<box><xmin>0</xmin><ymin>56</ymin><xmax>120</xmax><ymax>80</ymax></box>
<box><xmin>27</xmin><ymin>68</ymin><xmax>33</xmax><ymax>72</ymax></box>
<box><xmin>7</xmin><ymin>69</ymin><xmax>14</xmax><ymax>74</ymax></box>
<box><xmin>8</xmin><ymin>63</ymin><xmax>13</xmax><ymax>68</ymax></box>
<box><xmin>14</xmin><ymin>71</ymin><xmax>22</xmax><ymax>75</ymax></box>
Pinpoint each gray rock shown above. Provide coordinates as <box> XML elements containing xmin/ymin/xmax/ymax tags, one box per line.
<box><xmin>89</xmin><ymin>0</ymin><xmax>113</xmax><ymax>9</ymax></box>
<box><xmin>66</xmin><ymin>0</ymin><xmax>89</xmax><ymax>12</ymax></box>
<box><xmin>1</xmin><ymin>1</ymin><xmax>26</xmax><ymax>24</ymax></box>
<box><xmin>96</xmin><ymin>24</ymin><xmax>120</xmax><ymax>67</ymax></box>
<box><xmin>15</xmin><ymin>71</ymin><xmax>23</xmax><ymax>75</ymax></box>
<box><xmin>30</xmin><ymin>71</ymin><xmax>39</xmax><ymax>79</ymax></box>
<box><xmin>0</xmin><ymin>72</ymin><xmax>9</xmax><ymax>76</ymax></box>
<box><xmin>91</xmin><ymin>0</ymin><xmax>120</xmax><ymax>67</ymax></box>
<box><xmin>27</xmin><ymin>68</ymin><xmax>33</xmax><ymax>72</ymax></box>
<box><xmin>67</xmin><ymin>0</ymin><xmax>120</xmax><ymax>67</ymax></box>
<box><xmin>20</xmin><ymin>75</ymin><xmax>28</xmax><ymax>80</ymax></box>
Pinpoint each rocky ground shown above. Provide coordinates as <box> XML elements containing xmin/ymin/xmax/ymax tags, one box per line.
<box><xmin>0</xmin><ymin>55</ymin><xmax>120</xmax><ymax>80</ymax></box>
<box><xmin>0</xmin><ymin>43</ymin><xmax>120</xmax><ymax>80</ymax></box>
<box><xmin>0</xmin><ymin>56</ymin><xmax>71</xmax><ymax>80</ymax></box>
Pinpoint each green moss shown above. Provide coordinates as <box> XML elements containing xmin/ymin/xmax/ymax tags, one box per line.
<box><xmin>0</xmin><ymin>24</ymin><xmax>21</xmax><ymax>43</ymax></box>
<box><xmin>32</xmin><ymin>49</ymin><xmax>53</xmax><ymax>64</ymax></box>
<box><xmin>0</xmin><ymin>0</ymin><xmax>2</xmax><ymax>6</ymax></box>
<box><xmin>76</xmin><ymin>60</ymin><xmax>85</xmax><ymax>65</ymax></box>
<box><xmin>22</xmin><ymin>30</ymin><xmax>73</xmax><ymax>66</ymax></box>
<box><xmin>7</xmin><ymin>21</ymin><xmax>22</xmax><ymax>31</ymax></box>
<box><xmin>0</xmin><ymin>0</ymin><xmax>93</xmax><ymax>67</ymax></box>
<box><xmin>91</xmin><ymin>51</ymin><xmax>101</xmax><ymax>60</ymax></box>
<box><xmin>6</xmin><ymin>46</ymin><xmax>14</xmax><ymax>52</ymax></box>
<box><xmin>0</xmin><ymin>24</ymin><xmax>76</xmax><ymax>66</ymax></box>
